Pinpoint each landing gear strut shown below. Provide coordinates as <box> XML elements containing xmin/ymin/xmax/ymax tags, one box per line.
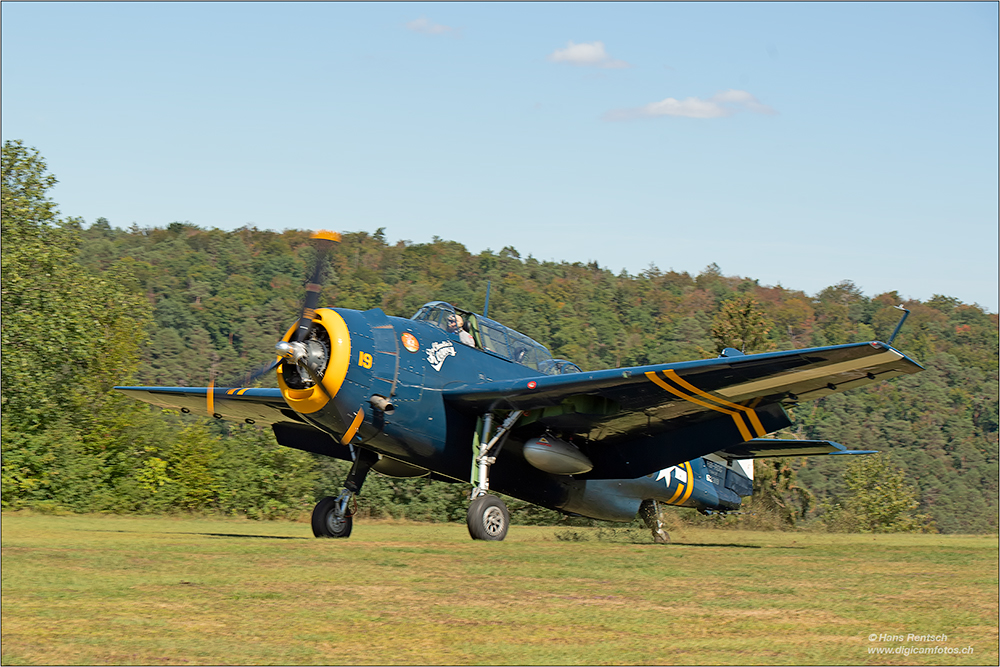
<box><xmin>640</xmin><ymin>499</ymin><xmax>671</xmax><ymax>544</ymax></box>
<box><xmin>312</xmin><ymin>448</ymin><xmax>378</xmax><ymax>538</ymax></box>
<box><xmin>466</xmin><ymin>410</ymin><xmax>522</xmax><ymax>541</ymax></box>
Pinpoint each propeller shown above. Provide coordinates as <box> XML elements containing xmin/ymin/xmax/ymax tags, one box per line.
<box><xmin>209</xmin><ymin>230</ymin><xmax>341</xmax><ymax>409</ymax></box>
<box><xmin>272</xmin><ymin>231</ymin><xmax>367</xmax><ymax>446</ymax></box>
<box><xmin>275</xmin><ymin>230</ymin><xmax>341</xmax><ymax>396</ymax></box>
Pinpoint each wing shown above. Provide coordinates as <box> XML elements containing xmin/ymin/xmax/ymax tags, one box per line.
<box><xmin>444</xmin><ymin>341</ymin><xmax>921</xmax><ymax>478</ymax></box>
<box><xmin>114</xmin><ymin>386</ymin><xmax>300</xmax><ymax>425</ymax></box>
<box><xmin>715</xmin><ymin>438</ymin><xmax>877</xmax><ymax>459</ymax></box>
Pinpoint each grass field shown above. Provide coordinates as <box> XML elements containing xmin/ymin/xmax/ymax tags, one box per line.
<box><xmin>1</xmin><ymin>513</ymin><xmax>997</xmax><ymax>665</ymax></box>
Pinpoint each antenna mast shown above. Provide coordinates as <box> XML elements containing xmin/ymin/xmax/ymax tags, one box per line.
<box><xmin>887</xmin><ymin>305</ymin><xmax>911</xmax><ymax>346</ymax></box>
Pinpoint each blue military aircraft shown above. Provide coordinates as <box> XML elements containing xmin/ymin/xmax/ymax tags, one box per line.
<box><xmin>117</xmin><ymin>232</ymin><xmax>924</xmax><ymax>542</ymax></box>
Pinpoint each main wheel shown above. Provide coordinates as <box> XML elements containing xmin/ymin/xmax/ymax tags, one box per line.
<box><xmin>312</xmin><ymin>496</ymin><xmax>353</xmax><ymax>538</ymax></box>
<box><xmin>466</xmin><ymin>495</ymin><xmax>509</xmax><ymax>541</ymax></box>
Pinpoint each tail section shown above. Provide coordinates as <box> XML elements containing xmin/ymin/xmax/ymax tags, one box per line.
<box><xmin>646</xmin><ymin>456</ymin><xmax>745</xmax><ymax>512</ymax></box>
<box><xmin>643</xmin><ymin>439</ymin><xmax>875</xmax><ymax>515</ymax></box>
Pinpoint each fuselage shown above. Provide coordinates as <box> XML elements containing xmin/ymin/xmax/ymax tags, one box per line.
<box><xmin>270</xmin><ymin>305</ymin><xmax>753</xmax><ymax>522</ymax></box>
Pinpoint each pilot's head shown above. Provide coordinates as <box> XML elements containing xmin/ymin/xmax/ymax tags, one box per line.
<box><xmin>447</xmin><ymin>314</ymin><xmax>464</xmax><ymax>333</ymax></box>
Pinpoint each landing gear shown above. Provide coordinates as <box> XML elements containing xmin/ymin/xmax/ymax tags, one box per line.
<box><xmin>312</xmin><ymin>447</ymin><xmax>378</xmax><ymax>539</ymax></box>
<box><xmin>467</xmin><ymin>494</ymin><xmax>510</xmax><ymax>541</ymax></box>
<box><xmin>312</xmin><ymin>494</ymin><xmax>353</xmax><ymax>538</ymax></box>
<box><xmin>466</xmin><ymin>410</ymin><xmax>523</xmax><ymax>541</ymax></box>
<box><xmin>640</xmin><ymin>499</ymin><xmax>671</xmax><ymax>544</ymax></box>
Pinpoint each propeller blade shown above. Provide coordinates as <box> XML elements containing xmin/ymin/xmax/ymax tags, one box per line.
<box><xmin>299</xmin><ymin>359</ymin><xmax>332</xmax><ymax>401</ymax></box>
<box><xmin>238</xmin><ymin>358</ymin><xmax>282</xmax><ymax>387</ymax></box>
<box><xmin>205</xmin><ymin>357</ymin><xmax>281</xmax><ymax>417</ymax></box>
<box><xmin>207</xmin><ymin>376</ymin><xmax>216</xmax><ymax>416</ymax></box>
<box><xmin>293</xmin><ymin>230</ymin><xmax>341</xmax><ymax>343</ymax></box>
<box><xmin>211</xmin><ymin>230</ymin><xmax>340</xmax><ymax>413</ymax></box>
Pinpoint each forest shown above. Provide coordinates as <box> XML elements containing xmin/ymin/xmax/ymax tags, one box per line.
<box><xmin>3</xmin><ymin>139</ymin><xmax>998</xmax><ymax>533</ymax></box>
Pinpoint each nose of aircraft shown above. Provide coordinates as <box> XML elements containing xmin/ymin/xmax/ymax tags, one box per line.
<box><xmin>277</xmin><ymin>308</ymin><xmax>352</xmax><ymax>415</ymax></box>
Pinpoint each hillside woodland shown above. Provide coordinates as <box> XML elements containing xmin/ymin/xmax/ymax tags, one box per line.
<box><xmin>3</xmin><ymin>140</ymin><xmax>997</xmax><ymax>533</ymax></box>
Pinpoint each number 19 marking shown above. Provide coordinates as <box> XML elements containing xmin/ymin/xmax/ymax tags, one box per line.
<box><xmin>358</xmin><ymin>351</ymin><xmax>373</xmax><ymax>369</ymax></box>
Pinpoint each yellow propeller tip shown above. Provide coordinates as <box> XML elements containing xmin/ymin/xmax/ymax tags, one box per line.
<box><xmin>312</xmin><ymin>230</ymin><xmax>341</xmax><ymax>242</ymax></box>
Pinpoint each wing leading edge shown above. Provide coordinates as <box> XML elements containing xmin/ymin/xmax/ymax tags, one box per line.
<box><xmin>114</xmin><ymin>386</ymin><xmax>297</xmax><ymax>425</ymax></box>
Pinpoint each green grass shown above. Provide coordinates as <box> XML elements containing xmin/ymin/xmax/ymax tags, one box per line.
<box><xmin>2</xmin><ymin>513</ymin><xmax>997</xmax><ymax>665</ymax></box>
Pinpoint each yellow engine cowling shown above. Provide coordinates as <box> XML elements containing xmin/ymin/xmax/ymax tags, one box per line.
<box><xmin>276</xmin><ymin>308</ymin><xmax>352</xmax><ymax>415</ymax></box>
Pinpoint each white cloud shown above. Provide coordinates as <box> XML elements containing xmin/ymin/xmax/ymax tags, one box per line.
<box><xmin>406</xmin><ymin>17</ymin><xmax>457</xmax><ymax>36</ymax></box>
<box><xmin>604</xmin><ymin>89</ymin><xmax>777</xmax><ymax>121</ymax></box>
<box><xmin>548</xmin><ymin>41</ymin><xmax>631</xmax><ymax>69</ymax></box>
<box><xmin>710</xmin><ymin>89</ymin><xmax>777</xmax><ymax>115</ymax></box>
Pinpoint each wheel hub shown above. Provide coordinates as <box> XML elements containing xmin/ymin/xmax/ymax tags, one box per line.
<box><xmin>326</xmin><ymin>512</ymin><xmax>347</xmax><ymax>533</ymax></box>
<box><xmin>483</xmin><ymin>507</ymin><xmax>505</xmax><ymax>536</ymax></box>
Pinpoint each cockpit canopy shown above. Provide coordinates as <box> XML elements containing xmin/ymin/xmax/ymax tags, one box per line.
<box><xmin>411</xmin><ymin>301</ymin><xmax>581</xmax><ymax>376</ymax></box>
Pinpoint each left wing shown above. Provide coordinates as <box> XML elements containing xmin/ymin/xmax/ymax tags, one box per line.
<box><xmin>114</xmin><ymin>386</ymin><xmax>299</xmax><ymax>425</ymax></box>
<box><xmin>444</xmin><ymin>341</ymin><xmax>921</xmax><ymax>478</ymax></box>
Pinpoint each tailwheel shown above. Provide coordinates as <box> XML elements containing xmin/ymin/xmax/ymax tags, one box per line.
<box><xmin>467</xmin><ymin>494</ymin><xmax>509</xmax><ymax>541</ymax></box>
<box><xmin>640</xmin><ymin>499</ymin><xmax>671</xmax><ymax>544</ymax></box>
<box><xmin>312</xmin><ymin>495</ymin><xmax>353</xmax><ymax>538</ymax></box>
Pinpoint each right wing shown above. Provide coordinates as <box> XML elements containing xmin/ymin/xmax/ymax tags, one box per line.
<box><xmin>114</xmin><ymin>386</ymin><xmax>300</xmax><ymax>425</ymax></box>
<box><xmin>443</xmin><ymin>341</ymin><xmax>921</xmax><ymax>478</ymax></box>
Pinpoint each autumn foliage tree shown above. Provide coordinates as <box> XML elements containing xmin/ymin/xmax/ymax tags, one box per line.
<box><xmin>711</xmin><ymin>295</ymin><xmax>774</xmax><ymax>354</ymax></box>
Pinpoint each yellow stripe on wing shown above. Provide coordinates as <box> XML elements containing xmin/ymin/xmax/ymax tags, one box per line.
<box><xmin>664</xmin><ymin>369</ymin><xmax>767</xmax><ymax>437</ymax></box>
<box><xmin>645</xmin><ymin>371</ymin><xmax>753</xmax><ymax>441</ymax></box>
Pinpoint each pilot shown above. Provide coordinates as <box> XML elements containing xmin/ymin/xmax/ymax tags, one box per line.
<box><xmin>447</xmin><ymin>313</ymin><xmax>476</xmax><ymax>347</ymax></box>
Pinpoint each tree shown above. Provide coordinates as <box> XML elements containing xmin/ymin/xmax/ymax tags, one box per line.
<box><xmin>1</xmin><ymin>140</ymin><xmax>151</xmax><ymax>509</ymax></box>
<box><xmin>711</xmin><ymin>295</ymin><xmax>774</xmax><ymax>354</ymax></box>
<box><xmin>2</xmin><ymin>140</ymin><xmax>148</xmax><ymax>429</ymax></box>
<box><xmin>822</xmin><ymin>454</ymin><xmax>934</xmax><ymax>533</ymax></box>
<box><xmin>745</xmin><ymin>458</ymin><xmax>814</xmax><ymax>528</ymax></box>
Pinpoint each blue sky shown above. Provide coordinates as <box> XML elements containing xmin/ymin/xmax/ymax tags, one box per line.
<box><xmin>3</xmin><ymin>2</ymin><xmax>997</xmax><ymax>311</ymax></box>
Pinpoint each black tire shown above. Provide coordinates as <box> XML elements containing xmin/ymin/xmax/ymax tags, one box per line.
<box><xmin>312</xmin><ymin>496</ymin><xmax>353</xmax><ymax>538</ymax></box>
<box><xmin>466</xmin><ymin>495</ymin><xmax>509</xmax><ymax>541</ymax></box>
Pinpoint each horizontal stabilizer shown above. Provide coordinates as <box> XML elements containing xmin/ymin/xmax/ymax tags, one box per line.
<box><xmin>715</xmin><ymin>438</ymin><xmax>877</xmax><ymax>460</ymax></box>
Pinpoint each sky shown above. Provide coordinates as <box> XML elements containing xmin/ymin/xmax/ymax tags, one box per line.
<box><xmin>3</xmin><ymin>2</ymin><xmax>997</xmax><ymax>312</ymax></box>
